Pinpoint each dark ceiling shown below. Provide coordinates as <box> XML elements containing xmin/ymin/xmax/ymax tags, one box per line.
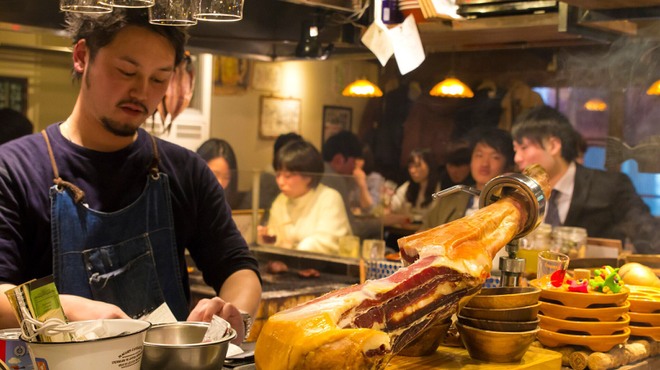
<box><xmin>0</xmin><ymin>0</ymin><xmax>372</xmax><ymax>61</ymax></box>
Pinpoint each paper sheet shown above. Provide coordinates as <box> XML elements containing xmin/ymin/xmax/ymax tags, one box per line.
<box><xmin>388</xmin><ymin>15</ymin><xmax>426</xmax><ymax>75</ymax></box>
<box><xmin>139</xmin><ymin>302</ymin><xmax>177</xmax><ymax>324</ymax></box>
<box><xmin>361</xmin><ymin>22</ymin><xmax>394</xmax><ymax>66</ymax></box>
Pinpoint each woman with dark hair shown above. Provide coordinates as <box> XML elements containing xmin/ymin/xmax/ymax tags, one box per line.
<box><xmin>196</xmin><ymin>138</ymin><xmax>241</xmax><ymax>209</ymax></box>
<box><xmin>389</xmin><ymin>148</ymin><xmax>441</xmax><ymax>223</ymax></box>
<box><xmin>259</xmin><ymin>140</ymin><xmax>352</xmax><ymax>255</ymax></box>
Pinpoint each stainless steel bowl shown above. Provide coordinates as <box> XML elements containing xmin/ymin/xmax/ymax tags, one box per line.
<box><xmin>141</xmin><ymin>322</ymin><xmax>236</xmax><ymax>370</ymax></box>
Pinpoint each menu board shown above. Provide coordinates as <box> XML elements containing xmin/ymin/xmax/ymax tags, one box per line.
<box><xmin>0</xmin><ymin>76</ymin><xmax>28</xmax><ymax>114</ymax></box>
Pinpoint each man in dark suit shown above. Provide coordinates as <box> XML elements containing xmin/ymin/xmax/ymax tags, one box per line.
<box><xmin>512</xmin><ymin>106</ymin><xmax>659</xmax><ymax>253</ymax></box>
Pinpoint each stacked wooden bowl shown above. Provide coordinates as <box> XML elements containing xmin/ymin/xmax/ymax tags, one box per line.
<box><xmin>533</xmin><ymin>279</ymin><xmax>631</xmax><ymax>352</ymax></box>
<box><xmin>456</xmin><ymin>287</ymin><xmax>541</xmax><ymax>362</ymax></box>
<box><xmin>626</xmin><ymin>285</ymin><xmax>660</xmax><ymax>341</ymax></box>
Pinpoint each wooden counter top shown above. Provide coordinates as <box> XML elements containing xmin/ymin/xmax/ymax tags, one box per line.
<box><xmin>387</xmin><ymin>345</ymin><xmax>562</xmax><ymax>369</ymax></box>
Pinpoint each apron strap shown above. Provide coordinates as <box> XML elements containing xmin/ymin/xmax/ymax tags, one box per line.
<box><xmin>41</xmin><ymin>130</ymin><xmax>86</xmax><ymax>203</ymax></box>
<box><xmin>148</xmin><ymin>134</ymin><xmax>160</xmax><ymax>179</ymax></box>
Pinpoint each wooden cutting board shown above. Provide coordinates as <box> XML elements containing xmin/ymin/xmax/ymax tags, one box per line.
<box><xmin>387</xmin><ymin>345</ymin><xmax>562</xmax><ymax>369</ymax></box>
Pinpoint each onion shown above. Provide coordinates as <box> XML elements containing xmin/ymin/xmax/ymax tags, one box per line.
<box><xmin>619</xmin><ymin>262</ymin><xmax>660</xmax><ymax>287</ymax></box>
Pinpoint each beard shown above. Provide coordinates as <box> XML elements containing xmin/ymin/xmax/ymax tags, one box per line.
<box><xmin>100</xmin><ymin>117</ymin><xmax>140</xmax><ymax>137</ymax></box>
<box><xmin>85</xmin><ymin>71</ymin><xmax>148</xmax><ymax>138</ymax></box>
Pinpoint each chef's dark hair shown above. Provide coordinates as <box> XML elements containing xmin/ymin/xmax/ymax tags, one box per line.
<box><xmin>322</xmin><ymin>130</ymin><xmax>362</xmax><ymax>162</ymax></box>
<box><xmin>467</xmin><ymin>127</ymin><xmax>515</xmax><ymax>170</ymax></box>
<box><xmin>275</xmin><ymin>140</ymin><xmax>324</xmax><ymax>189</ymax></box>
<box><xmin>66</xmin><ymin>8</ymin><xmax>188</xmax><ymax>80</ymax></box>
<box><xmin>511</xmin><ymin>105</ymin><xmax>579</xmax><ymax>162</ymax></box>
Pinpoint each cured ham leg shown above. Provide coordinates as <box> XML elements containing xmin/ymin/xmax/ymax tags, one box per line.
<box><xmin>254</xmin><ymin>166</ymin><xmax>550</xmax><ymax>370</ymax></box>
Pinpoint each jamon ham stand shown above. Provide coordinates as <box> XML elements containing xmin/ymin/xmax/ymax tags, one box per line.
<box><xmin>433</xmin><ymin>172</ymin><xmax>547</xmax><ymax>287</ymax></box>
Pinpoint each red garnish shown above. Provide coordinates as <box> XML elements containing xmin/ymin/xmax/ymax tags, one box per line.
<box><xmin>550</xmin><ymin>269</ymin><xmax>566</xmax><ymax>287</ymax></box>
<box><xmin>567</xmin><ymin>279</ymin><xmax>589</xmax><ymax>293</ymax></box>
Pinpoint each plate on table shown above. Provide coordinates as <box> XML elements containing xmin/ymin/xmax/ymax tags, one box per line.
<box><xmin>629</xmin><ymin>325</ymin><xmax>660</xmax><ymax>341</ymax></box>
<box><xmin>538</xmin><ymin>300</ymin><xmax>629</xmax><ymax>322</ymax></box>
<box><xmin>626</xmin><ymin>285</ymin><xmax>660</xmax><ymax>313</ymax></box>
<box><xmin>536</xmin><ymin>327</ymin><xmax>630</xmax><ymax>352</ymax></box>
<box><xmin>628</xmin><ymin>311</ymin><xmax>660</xmax><ymax>326</ymax></box>
<box><xmin>538</xmin><ymin>313</ymin><xmax>630</xmax><ymax>336</ymax></box>
<box><xmin>530</xmin><ymin>278</ymin><xmax>629</xmax><ymax>308</ymax></box>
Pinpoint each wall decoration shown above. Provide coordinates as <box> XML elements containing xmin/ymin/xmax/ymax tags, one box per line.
<box><xmin>0</xmin><ymin>76</ymin><xmax>28</xmax><ymax>114</ymax></box>
<box><xmin>213</xmin><ymin>56</ymin><xmax>250</xmax><ymax>95</ymax></box>
<box><xmin>259</xmin><ymin>96</ymin><xmax>301</xmax><ymax>139</ymax></box>
<box><xmin>322</xmin><ymin>105</ymin><xmax>352</xmax><ymax>142</ymax></box>
<box><xmin>251</xmin><ymin>62</ymin><xmax>282</xmax><ymax>92</ymax></box>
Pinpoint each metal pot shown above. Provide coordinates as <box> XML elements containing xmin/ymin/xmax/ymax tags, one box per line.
<box><xmin>141</xmin><ymin>322</ymin><xmax>236</xmax><ymax>370</ymax></box>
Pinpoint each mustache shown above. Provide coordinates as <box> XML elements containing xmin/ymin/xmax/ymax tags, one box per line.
<box><xmin>117</xmin><ymin>99</ymin><xmax>148</xmax><ymax>114</ymax></box>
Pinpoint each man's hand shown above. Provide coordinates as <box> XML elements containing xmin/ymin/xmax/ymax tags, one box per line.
<box><xmin>59</xmin><ymin>294</ymin><xmax>130</xmax><ymax>321</ymax></box>
<box><xmin>188</xmin><ymin>297</ymin><xmax>244</xmax><ymax>344</ymax></box>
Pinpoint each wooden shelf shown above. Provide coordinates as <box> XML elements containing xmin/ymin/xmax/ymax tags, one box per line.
<box><xmin>418</xmin><ymin>13</ymin><xmax>593</xmax><ymax>53</ymax></box>
<box><xmin>562</xmin><ymin>0</ymin><xmax>660</xmax><ymax>10</ymax></box>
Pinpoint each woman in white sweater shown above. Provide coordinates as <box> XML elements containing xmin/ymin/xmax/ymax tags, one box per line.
<box><xmin>259</xmin><ymin>140</ymin><xmax>352</xmax><ymax>255</ymax></box>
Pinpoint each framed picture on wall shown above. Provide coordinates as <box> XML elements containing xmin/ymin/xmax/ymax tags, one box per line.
<box><xmin>213</xmin><ymin>56</ymin><xmax>250</xmax><ymax>95</ymax></box>
<box><xmin>322</xmin><ymin>105</ymin><xmax>352</xmax><ymax>142</ymax></box>
<box><xmin>259</xmin><ymin>96</ymin><xmax>301</xmax><ymax>139</ymax></box>
<box><xmin>0</xmin><ymin>76</ymin><xmax>28</xmax><ymax>114</ymax></box>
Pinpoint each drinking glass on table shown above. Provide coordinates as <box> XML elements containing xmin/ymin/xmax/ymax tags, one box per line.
<box><xmin>338</xmin><ymin>235</ymin><xmax>360</xmax><ymax>258</ymax></box>
<box><xmin>537</xmin><ymin>250</ymin><xmax>570</xmax><ymax>288</ymax></box>
<box><xmin>362</xmin><ymin>239</ymin><xmax>385</xmax><ymax>261</ymax></box>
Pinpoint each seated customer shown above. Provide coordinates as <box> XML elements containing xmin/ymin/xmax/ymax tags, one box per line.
<box><xmin>388</xmin><ymin>148</ymin><xmax>440</xmax><ymax>224</ymax></box>
<box><xmin>259</xmin><ymin>140</ymin><xmax>352</xmax><ymax>255</ymax></box>
<box><xmin>322</xmin><ymin>130</ymin><xmax>381</xmax><ymax>240</ymax></box>
<box><xmin>259</xmin><ymin>132</ymin><xmax>304</xmax><ymax>211</ymax></box>
<box><xmin>438</xmin><ymin>141</ymin><xmax>474</xmax><ymax>190</ymax></box>
<box><xmin>196</xmin><ymin>138</ymin><xmax>246</xmax><ymax>210</ymax></box>
<box><xmin>512</xmin><ymin>105</ymin><xmax>660</xmax><ymax>253</ymax></box>
<box><xmin>422</xmin><ymin>128</ymin><xmax>514</xmax><ymax>229</ymax></box>
<box><xmin>350</xmin><ymin>144</ymin><xmax>385</xmax><ymax>215</ymax></box>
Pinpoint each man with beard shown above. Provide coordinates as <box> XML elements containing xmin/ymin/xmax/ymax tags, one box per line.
<box><xmin>0</xmin><ymin>9</ymin><xmax>261</xmax><ymax>344</ymax></box>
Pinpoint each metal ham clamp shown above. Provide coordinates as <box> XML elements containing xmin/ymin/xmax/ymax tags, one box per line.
<box><xmin>432</xmin><ymin>172</ymin><xmax>547</xmax><ymax>287</ymax></box>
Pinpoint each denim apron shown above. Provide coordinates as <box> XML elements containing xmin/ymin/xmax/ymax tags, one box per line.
<box><xmin>42</xmin><ymin>130</ymin><xmax>189</xmax><ymax>320</ymax></box>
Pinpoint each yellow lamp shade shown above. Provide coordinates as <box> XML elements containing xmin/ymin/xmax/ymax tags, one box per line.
<box><xmin>342</xmin><ymin>79</ymin><xmax>383</xmax><ymax>98</ymax></box>
<box><xmin>647</xmin><ymin>79</ymin><xmax>660</xmax><ymax>95</ymax></box>
<box><xmin>429</xmin><ymin>77</ymin><xmax>474</xmax><ymax>98</ymax></box>
<box><xmin>584</xmin><ymin>98</ymin><xmax>608</xmax><ymax>112</ymax></box>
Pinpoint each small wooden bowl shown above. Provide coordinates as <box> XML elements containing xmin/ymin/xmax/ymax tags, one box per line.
<box><xmin>459</xmin><ymin>302</ymin><xmax>541</xmax><ymax>322</ymax></box>
<box><xmin>457</xmin><ymin>314</ymin><xmax>539</xmax><ymax>332</ymax></box>
<box><xmin>456</xmin><ymin>322</ymin><xmax>539</xmax><ymax>363</ymax></box>
<box><xmin>465</xmin><ymin>286</ymin><xmax>541</xmax><ymax>309</ymax></box>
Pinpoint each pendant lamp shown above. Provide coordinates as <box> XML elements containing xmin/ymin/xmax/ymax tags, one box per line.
<box><xmin>584</xmin><ymin>98</ymin><xmax>607</xmax><ymax>111</ymax></box>
<box><xmin>342</xmin><ymin>79</ymin><xmax>383</xmax><ymax>98</ymax></box>
<box><xmin>429</xmin><ymin>77</ymin><xmax>474</xmax><ymax>98</ymax></box>
<box><xmin>647</xmin><ymin>79</ymin><xmax>660</xmax><ymax>95</ymax></box>
<box><xmin>429</xmin><ymin>52</ymin><xmax>473</xmax><ymax>98</ymax></box>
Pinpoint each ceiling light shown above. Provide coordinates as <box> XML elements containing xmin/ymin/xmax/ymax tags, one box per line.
<box><xmin>647</xmin><ymin>79</ymin><xmax>660</xmax><ymax>95</ymax></box>
<box><xmin>584</xmin><ymin>98</ymin><xmax>608</xmax><ymax>111</ymax></box>
<box><xmin>429</xmin><ymin>77</ymin><xmax>474</xmax><ymax>98</ymax></box>
<box><xmin>342</xmin><ymin>79</ymin><xmax>383</xmax><ymax>98</ymax></box>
